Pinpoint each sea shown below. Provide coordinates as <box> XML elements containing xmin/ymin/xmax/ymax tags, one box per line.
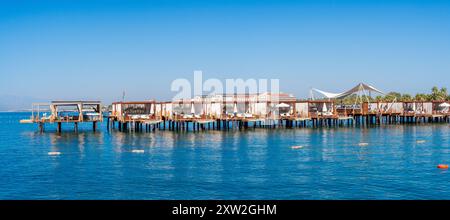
<box><xmin>1</xmin><ymin>112</ymin><xmax>449</xmax><ymax>199</ymax></box>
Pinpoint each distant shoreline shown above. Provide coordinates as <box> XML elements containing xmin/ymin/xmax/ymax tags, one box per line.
<box><xmin>0</xmin><ymin>110</ymin><xmax>32</xmax><ymax>113</ymax></box>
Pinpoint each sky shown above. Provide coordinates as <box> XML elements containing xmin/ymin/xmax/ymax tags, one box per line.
<box><xmin>0</xmin><ymin>0</ymin><xmax>449</xmax><ymax>106</ymax></box>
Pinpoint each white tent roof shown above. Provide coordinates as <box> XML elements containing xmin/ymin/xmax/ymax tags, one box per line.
<box><xmin>439</xmin><ymin>102</ymin><xmax>450</xmax><ymax>107</ymax></box>
<box><xmin>312</xmin><ymin>88</ymin><xmax>343</xmax><ymax>99</ymax></box>
<box><xmin>313</xmin><ymin>83</ymin><xmax>385</xmax><ymax>99</ymax></box>
<box><xmin>275</xmin><ymin>103</ymin><xmax>290</xmax><ymax>108</ymax></box>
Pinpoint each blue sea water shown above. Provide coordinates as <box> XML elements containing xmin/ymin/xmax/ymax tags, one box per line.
<box><xmin>0</xmin><ymin>112</ymin><xmax>449</xmax><ymax>200</ymax></box>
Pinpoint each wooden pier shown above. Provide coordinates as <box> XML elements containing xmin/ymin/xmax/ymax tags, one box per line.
<box><xmin>21</xmin><ymin>94</ymin><xmax>450</xmax><ymax>133</ymax></box>
<box><xmin>104</xmin><ymin>96</ymin><xmax>449</xmax><ymax>133</ymax></box>
<box><xmin>20</xmin><ymin>101</ymin><xmax>103</xmax><ymax>132</ymax></box>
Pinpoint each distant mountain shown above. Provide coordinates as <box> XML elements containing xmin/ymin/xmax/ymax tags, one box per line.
<box><xmin>0</xmin><ymin>95</ymin><xmax>48</xmax><ymax>112</ymax></box>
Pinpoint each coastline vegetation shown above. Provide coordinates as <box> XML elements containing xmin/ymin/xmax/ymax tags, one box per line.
<box><xmin>337</xmin><ymin>87</ymin><xmax>449</xmax><ymax>104</ymax></box>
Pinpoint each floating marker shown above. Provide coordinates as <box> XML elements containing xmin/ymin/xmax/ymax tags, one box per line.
<box><xmin>131</xmin><ymin>149</ymin><xmax>145</xmax><ymax>153</ymax></box>
<box><xmin>358</xmin><ymin>143</ymin><xmax>369</xmax><ymax>147</ymax></box>
<box><xmin>437</xmin><ymin>164</ymin><xmax>449</xmax><ymax>169</ymax></box>
<box><xmin>416</xmin><ymin>140</ymin><xmax>426</xmax><ymax>144</ymax></box>
<box><xmin>291</xmin><ymin>146</ymin><xmax>303</xmax><ymax>149</ymax></box>
<box><xmin>48</xmin><ymin>152</ymin><xmax>61</xmax><ymax>156</ymax></box>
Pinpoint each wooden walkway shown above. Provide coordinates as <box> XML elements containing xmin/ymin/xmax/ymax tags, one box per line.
<box><xmin>105</xmin><ymin>113</ymin><xmax>449</xmax><ymax>133</ymax></box>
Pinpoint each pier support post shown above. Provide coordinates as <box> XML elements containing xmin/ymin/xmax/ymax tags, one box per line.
<box><xmin>39</xmin><ymin>122</ymin><xmax>44</xmax><ymax>133</ymax></box>
<box><xmin>93</xmin><ymin>121</ymin><xmax>97</xmax><ymax>132</ymax></box>
<box><xmin>57</xmin><ymin>122</ymin><xmax>62</xmax><ymax>133</ymax></box>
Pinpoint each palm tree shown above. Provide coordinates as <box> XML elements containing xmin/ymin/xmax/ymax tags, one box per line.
<box><xmin>415</xmin><ymin>93</ymin><xmax>429</xmax><ymax>101</ymax></box>
<box><xmin>429</xmin><ymin>86</ymin><xmax>447</xmax><ymax>100</ymax></box>
<box><xmin>384</xmin><ymin>92</ymin><xmax>401</xmax><ymax>102</ymax></box>
<box><xmin>440</xmin><ymin>87</ymin><xmax>448</xmax><ymax>100</ymax></box>
<box><xmin>375</xmin><ymin>95</ymin><xmax>384</xmax><ymax>102</ymax></box>
<box><xmin>401</xmin><ymin>94</ymin><xmax>412</xmax><ymax>102</ymax></box>
<box><xmin>430</xmin><ymin>86</ymin><xmax>441</xmax><ymax>100</ymax></box>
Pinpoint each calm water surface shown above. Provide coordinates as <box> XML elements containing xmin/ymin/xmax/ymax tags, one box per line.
<box><xmin>1</xmin><ymin>112</ymin><xmax>449</xmax><ymax>199</ymax></box>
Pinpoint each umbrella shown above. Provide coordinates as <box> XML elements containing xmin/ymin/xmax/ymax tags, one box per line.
<box><xmin>275</xmin><ymin>103</ymin><xmax>290</xmax><ymax>108</ymax></box>
<box><xmin>191</xmin><ymin>103</ymin><xmax>195</xmax><ymax>114</ymax></box>
<box><xmin>150</xmin><ymin>104</ymin><xmax>155</xmax><ymax>114</ymax></box>
<box><xmin>439</xmin><ymin>102</ymin><xmax>450</xmax><ymax>107</ymax></box>
<box><xmin>233</xmin><ymin>103</ymin><xmax>238</xmax><ymax>113</ymax></box>
<box><xmin>322</xmin><ymin>103</ymin><xmax>328</xmax><ymax>112</ymax></box>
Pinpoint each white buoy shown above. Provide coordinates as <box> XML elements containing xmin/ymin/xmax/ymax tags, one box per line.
<box><xmin>291</xmin><ymin>146</ymin><xmax>303</xmax><ymax>149</ymax></box>
<box><xmin>358</xmin><ymin>143</ymin><xmax>369</xmax><ymax>147</ymax></box>
<box><xmin>131</xmin><ymin>149</ymin><xmax>145</xmax><ymax>153</ymax></box>
<box><xmin>416</xmin><ymin>140</ymin><xmax>426</xmax><ymax>144</ymax></box>
<box><xmin>48</xmin><ymin>152</ymin><xmax>61</xmax><ymax>156</ymax></box>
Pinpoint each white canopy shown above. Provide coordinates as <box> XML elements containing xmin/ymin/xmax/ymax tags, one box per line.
<box><xmin>275</xmin><ymin>103</ymin><xmax>290</xmax><ymax>108</ymax></box>
<box><xmin>439</xmin><ymin>102</ymin><xmax>450</xmax><ymax>107</ymax></box>
<box><xmin>313</xmin><ymin>83</ymin><xmax>385</xmax><ymax>99</ymax></box>
<box><xmin>312</xmin><ymin>88</ymin><xmax>343</xmax><ymax>99</ymax></box>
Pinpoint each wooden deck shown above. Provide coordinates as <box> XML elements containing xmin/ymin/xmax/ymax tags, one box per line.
<box><xmin>22</xmin><ymin>99</ymin><xmax>450</xmax><ymax>133</ymax></box>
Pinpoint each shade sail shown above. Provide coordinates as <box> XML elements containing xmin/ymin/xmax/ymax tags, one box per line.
<box><xmin>313</xmin><ymin>83</ymin><xmax>385</xmax><ymax>99</ymax></box>
<box><xmin>312</xmin><ymin>88</ymin><xmax>343</xmax><ymax>99</ymax></box>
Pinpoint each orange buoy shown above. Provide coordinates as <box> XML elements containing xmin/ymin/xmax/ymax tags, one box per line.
<box><xmin>437</xmin><ymin>164</ymin><xmax>449</xmax><ymax>169</ymax></box>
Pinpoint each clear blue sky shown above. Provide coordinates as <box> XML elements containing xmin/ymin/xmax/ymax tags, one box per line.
<box><xmin>0</xmin><ymin>0</ymin><xmax>449</xmax><ymax>104</ymax></box>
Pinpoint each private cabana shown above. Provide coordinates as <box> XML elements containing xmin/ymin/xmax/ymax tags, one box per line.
<box><xmin>160</xmin><ymin>102</ymin><xmax>173</xmax><ymax>118</ymax></box>
<box><xmin>403</xmin><ymin>101</ymin><xmax>433</xmax><ymax>116</ymax></box>
<box><xmin>432</xmin><ymin>101</ymin><xmax>450</xmax><ymax>115</ymax></box>
<box><xmin>308</xmin><ymin>100</ymin><xmax>336</xmax><ymax>118</ymax></box>
<box><xmin>111</xmin><ymin>101</ymin><xmax>157</xmax><ymax>122</ymax></box>
<box><xmin>294</xmin><ymin>101</ymin><xmax>310</xmax><ymax>118</ymax></box>
<box><xmin>274</xmin><ymin>102</ymin><xmax>293</xmax><ymax>119</ymax></box>
<box><xmin>21</xmin><ymin>100</ymin><xmax>102</xmax><ymax>132</ymax></box>
<box><xmin>29</xmin><ymin>101</ymin><xmax>102</xmax><ymax>123</ymax></box>
<box><xmin>367</xmin><ymin>102</ymin><xmax>405</xmax><ymax>114</ymax></box>
<box><xmin>168</xmin><ymin>99</ymin><xmax>215</xmax><ymax>120</ymax></box>
<box><xmin>221</xmin><ymin>94</ymin><xmax>258</xmax><ymax>119</ymax></box>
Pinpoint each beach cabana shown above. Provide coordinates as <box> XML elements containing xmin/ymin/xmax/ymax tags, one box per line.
<box><xmin>367</xmin><ymin>102</ymin><xmax>405</xmax><ymax>114</ymax></box>
<box><xmin>433</xmin><ymin>101</ymin><xmax>450</xmax><ymax>115</ymax></box>
<box><xmin>47</xmin><ymin>101</ymin><xmax>102</xmax><ymax>122</ymax></box>
<box><xmin>21</xmin><ymin>101</ymin><xmax>103</xmax><ymax>132</ymax></box>
<box><xmin>308</xmin><ymin>100</ymin><xmax>336</xmax><ymax>118</ymax></box>
<box><xmin>111</xmin><ymin>101</ymin><xmax>156</xmax><ymax>122</ymax></box>
<box><xmin>294</xmin><ymin>101</ymin><xmax>309</xmax><ymax>118</ymax></box>
<box><xmin>402</xmin><ymin>101</ymin><xmax>433</xmax><ymax>116</ymax></box>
